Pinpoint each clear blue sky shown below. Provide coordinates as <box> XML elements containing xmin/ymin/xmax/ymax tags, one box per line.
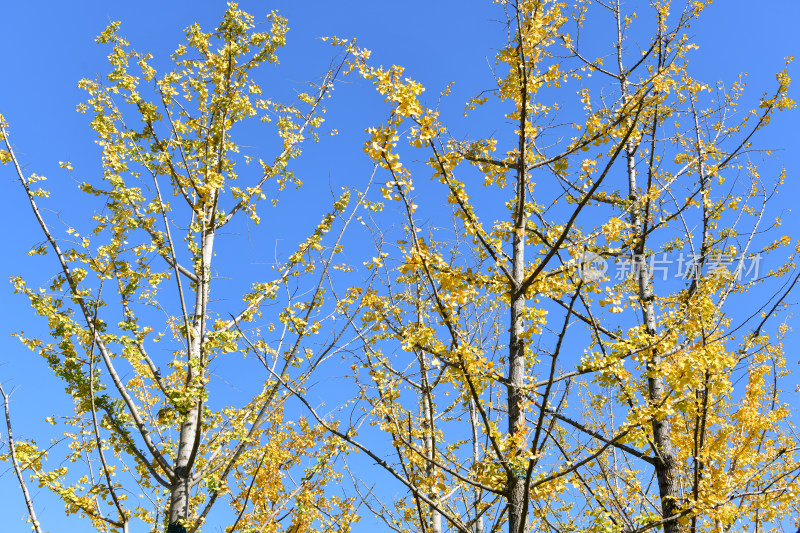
<box><xmin>1</xmin><ymin>1</ymin><xmax>798</xmax><ymax>531</ymax></box>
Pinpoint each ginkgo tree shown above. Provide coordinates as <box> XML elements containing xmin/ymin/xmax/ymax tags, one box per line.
<box><xmin>286</xmin><ymin>1</ymin><xmax>800</xmax><ymax>533</ymax></box>
<box><xmin>1</xmin><ymin>4</ymin><xmax>370</xmax><ymax>532</ymax></box>
<box><xmin>3</xmin><ymin>1</ymin><xmax>799</xmax><ymax>533</ymax></box>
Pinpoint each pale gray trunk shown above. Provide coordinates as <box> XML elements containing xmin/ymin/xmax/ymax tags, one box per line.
<box><xmin>422</xmin><ymin>386</ymin><xmax>441</xmax><ymax>533</ymax></box>
<box><xmin>508</xmin><ymin>5</ymin><xmax>530</xmax><ymax>531</ymax></box>
<box><xmin>168</xmin><ymin>223</ymin><xmax>215</xmax><ymax>530</ymax></box>
<box><xmin>469</xmin><ymin>397</ymin><xmax>484</xmax><ymax>533</ymax></box>
<box><xmin>168</xmin><ymin>409</ymin><xmax>201</xmax><ymax>528</ymax></box>
<box><xmin>626</xmin><ymin>145</ymin><xmax>684</xmax><ymax>533</ymax></box>
<box><xmin>615</xmin><ymin>3</ymin><xmax>684</xmax><ymax>526</ymax></box>
<box><xmin>417</xmin><ymin>293</ymin><xmax>441</xmax><ymax>533</ymax></box>
<box><xmin>507</xmin><ymin>169</ymin><xmax>527</xmax><ymax>533</ymax></box>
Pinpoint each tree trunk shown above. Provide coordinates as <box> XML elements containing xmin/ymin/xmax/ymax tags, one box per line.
<box><xmin>469</xmin><ymin>398</ymin><xmax>485</xmax><ymax>533</ymax></box>
<box><xmin>626</xmin><ymin>144</ymin><xmax>685</xmax><ymax>533</ymax></box>
<box><xmin>168</xmin><ymin>221</ymin><xmax>215</xmax><ymax>530</ymax></box>
<box><xmin>422</xmin><ymin>385</ymin><xmax>441</xmax><ymax>533</ymax></box>
<box><xmin>508</xmin><ymin>165</ymin><xmax>527</xmax><ymax>533</ymax></box>
<box><xmin>615</xmin><ymin>2</ymin><xmax>684</xmax><ymax>525</ymax></box>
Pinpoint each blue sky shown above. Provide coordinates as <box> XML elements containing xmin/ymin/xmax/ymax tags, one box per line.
<box><xmin>1</xmin><ymin>1</ymin><xmax>798</xmax><ymax>531</ymax></box>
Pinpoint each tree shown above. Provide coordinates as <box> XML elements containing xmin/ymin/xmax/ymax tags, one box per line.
<box><xmin>1</xmin><ymin>4</ymin><xmax>367</xmax><ymax>532</ymax></box>
<box><xmin>3</xmin><ymin>2</ymin><xmax>799</xmax><ymax>533</ymax></box>
<box><xmin>291</xmin><ymin>1</ymin><xmax>800</xmax><ymax>533</ymax></box>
